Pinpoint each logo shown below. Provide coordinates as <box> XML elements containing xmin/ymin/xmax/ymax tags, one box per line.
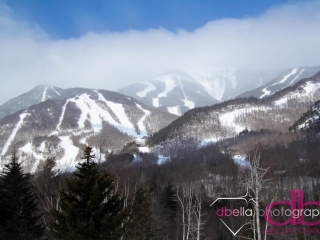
<box><xmin>265</xmin><ymin>190</ymin><xmax>320</xmax><ymax>226</ymax></box>
<box><xmin>211</xmin><ymin>189</ymin><xmax>258</xmax><ymax>236</ymax></box>
<box><xmin>211</xmin><ymin>189</ymin><xmax>320</xmax><ymax>236</ymax></box>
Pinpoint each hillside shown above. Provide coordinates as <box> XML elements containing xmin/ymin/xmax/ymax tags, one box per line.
<box><xmin>148</xmin><ymin>71</ymin><xmax>320</xmax><ymax>145</ymax></box>
<box><xmin>238</xmin><ymin>66</ymin><xmax>320</xmax><ymax>99</ymax></box>
<box><xmin>0</xmin><ymin>88</ymin><xmax>177</xmax><ymax>172</ymax></box>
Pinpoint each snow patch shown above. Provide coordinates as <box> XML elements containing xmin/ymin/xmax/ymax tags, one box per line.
<box><xmin>167</xmin><ymin>106</ymin><xmax>181</xmax><ymax>115</ymax></box>
<box><xmin>136</xmin><ymin>82</ymin><xmax>156</xmax><ymax>98</ymax></box>
<box><xmin>233</xmin><ymin>155</ymin><xmax>250</xmax><ymax>168</ymax></box>
<box><xmin>55</xmin><ymin>136</ymin><xmax>80</xmax><ymax>172</ymax></box>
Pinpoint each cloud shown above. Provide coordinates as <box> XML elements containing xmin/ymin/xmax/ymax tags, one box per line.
<box><xmin>0</xmin><ymin>0</ymin><xmax>320</xmax><ymax>104</ymax></box>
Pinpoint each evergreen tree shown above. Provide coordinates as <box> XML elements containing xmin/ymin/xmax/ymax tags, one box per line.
<box><xmin>161</xmin><ymin>182</ymin><xmax>178</xmax><ymax>239</ymax></box>
<box><xmin>50</xmin><ymin>146</ymin><xmax>127</xmax><ymax>240</ymax></box>
<box><xmin>125</xmin><ymin>174</ymin><xmax>153</xmax><ymax>240</ymax></box>
<box><xmin>0</xmin><ymin>150</ymin><xmax>44</xmax><ymax>240</ymax></box>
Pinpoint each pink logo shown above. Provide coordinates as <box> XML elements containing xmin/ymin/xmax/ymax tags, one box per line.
<box><xmin>265</xmin><ymin>190</ymin><xmax>320</xmax><ymax>226</ymax></box>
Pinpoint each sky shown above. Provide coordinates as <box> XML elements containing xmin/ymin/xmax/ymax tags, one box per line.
<box><xmin>1</xmin><ymin>0</ymin><xmax>320</xmax><ymax>104</ymax></box>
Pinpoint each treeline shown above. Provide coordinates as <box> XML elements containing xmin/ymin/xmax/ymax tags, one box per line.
<box><xmin>2</xmin><ymin>130</ymin><xmax>320</xmax><ymax>239</ymax></box>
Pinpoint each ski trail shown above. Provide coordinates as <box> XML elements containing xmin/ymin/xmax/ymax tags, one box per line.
<box><xmin>41</xmin><ymin>85</ymin><xmax>48</xmax><ymax>102</ymax></box>
<box><xmin>95</xmin><ymin>91</ymin><xmax>134</xmax><ymax>129</ymax></box>
<box><xmin>55</xmin><ymin>99</ymin><xmax>71</xmax><ymax>132</ymax></box>
<box><xmin>136</xmin><ymin>82</ymin><xmax>156</xmax><ymax>97</ymax></box>
<box><xmin>1</xmin><ymin>111</ymin><xmax>29</xmax><ymax>156</ymax></box>
<box><xmin>288</xmin><ymin>69</ymin><xmax>305</xmax><ymax>86</ymax></box>
<box><xmin>49</xmin><ymin>99</ymin><xmax>71</xmax><ymax>135</ymax></box>
<box><xmin>135</xmin><ymin>103</ymin><xmax>150</xmax><ymax>136</ymax></box>
<box><xmin>152</xmin><ymin>76</ymin><xmax>177</xmax><ymax>107</ymax></box>
<box><xmin>51</xmin><ymin>86</ymin><xmax>61</xmax><ymax>96</ymax></box>
<box><xmin>177</xmin><ymin>78</ymin><xmax>195</xmax><ymax>109</ymax></box>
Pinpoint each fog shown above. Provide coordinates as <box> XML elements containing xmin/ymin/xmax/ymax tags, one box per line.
<box><xmin>0</xmin><ymin>1</ymin><xmax>320</xmax><ymax>104</ymax></box>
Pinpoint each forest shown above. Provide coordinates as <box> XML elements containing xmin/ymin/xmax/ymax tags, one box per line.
<box><xmin>1</xmin><ymin>128</ymin><xmax>320</xmax><ymax>240</ymax></box>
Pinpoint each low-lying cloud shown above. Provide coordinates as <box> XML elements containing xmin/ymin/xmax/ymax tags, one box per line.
<box><xmin>0</xmin><ymin>1</ymin><xmax>320</xmax><ymax>104</ymax></box>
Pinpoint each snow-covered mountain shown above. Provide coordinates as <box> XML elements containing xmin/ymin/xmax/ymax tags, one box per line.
<box><xmin>289</xmin><ymin>99</ymin><xmax>320</xmax><ymax>132</ymax></box>
<box><xmin>118</xmin><ymin>71</ymin><xmax>219</xmax><ymax>116</ymax></box>
<box><xmin>237</xmin><ymin>66</ymin><xmax>320</xmax><ymax>99</ymax></box>
<box><xmin>0</xmin><ymin>88</ymin><xmax>177</xmax><ymax>172</ymax></box>
<box><xmin>149</xmin><ymin>71</ymin><xmax>320</xmax><ymax>145</ymax></box>
<box><xmin>118</xmin><ymin>68</ymin><xmax>279</xmax><ymax>115</ymax></box>
<box><xmin>185</xmin><ymin>67</ymin><xmax>279</xmax><ymax>101</ymax></box>
<box><xmin>0</xmin><ymin>85</ymin><xmax>63</xmax><ymax>119</ymax></box>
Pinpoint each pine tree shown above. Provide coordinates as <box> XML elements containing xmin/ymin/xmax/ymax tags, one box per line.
<box><xmin>125</xmin><ymin>174</ymin><xmax>153</xmax><ymax>240</ymax></box>
<box><xmin>0</xmin><ymin>150</ymin><xmax>44</xmax><ymax>240</ymax></box>
<box><xmin>50</xmin><ymin>146</ymin><xmax>127</xmax><ymax>240</ymax></box>
<box><xmin>161</xmin><ymin>182</ymin><xmax>178</xmax><ymax>239</ymax></box>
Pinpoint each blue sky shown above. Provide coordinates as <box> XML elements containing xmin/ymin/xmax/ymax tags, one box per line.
<box><xmin>0</xmin><ymin>0</ymin><xmax>320</xmax><ymax>104</ymax></box>
<box><xmin>4</xmin><ymin>0</ymin><xmax>305</xmax><ymax>39</ymax></box>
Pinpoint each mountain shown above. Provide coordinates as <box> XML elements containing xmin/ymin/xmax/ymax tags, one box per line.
<box><xmin>118</xmin><ymin>68</ymin><xmax>279</xmax><ymax>115</ymax></box>
<box><xmin>289</xmin><ymin>99</ymin><xmax>320</xmax><ymax>132</ymax></box>
<box><xmin>118</xmin><ymin>70</ymin><xmax>219</xmax><ymax>116</ymax></box>
<box><xmin>237</xmin><ymin>66</ymin><xmax>320</xmax><ymax>99</ymax></box>
<box><xmin>0</xmin><ymin>88</ymin><xmax>177</xmax><ymax>172</ymax></box>
<box><xmin>148</xmin><ymin>71</ymin><xmax>320</xmax><ymax>146</ymax></box>
<box><xmin>184</xmin><ymin>68</ymin><xmax>279</xmax><ymax>101</ymax></box>
<box><xmin>0</xmin><ymin>85</ymin><xmax>64</xmax><ymax>119</ymax></box>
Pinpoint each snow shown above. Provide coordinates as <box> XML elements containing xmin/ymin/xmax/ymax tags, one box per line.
<box><xmin>20</xmin><ymin>143</ymin><xmax>43</xmax><ymax>173</ymax></box>
<box><xmin>54</xmin><ymin>99</ymin><xmax>71</xmax><ymax>132</ymax></box>
<box><xmin>136</xmin><ymin>82</ymin><xmax>156</xmax><ymax>98</ymax></box>
<box><xmin>152</xmin><ymin>98</ymin><xmax>160</xmax><ymax>107</ymax></box>
<box><xmin>51</xmin><ymin>86</ymin><xmax>61</xmax><ymax>96</ymax></box>
<box><xmin>152</xmin><ymin>75</ymin><xmax>177</xmax><ymax>107</ymax></box>
<box><xmin>138</xmin><ymin>147</ymin><xmax>150</xmax><ymax>153</ymax></box>
<box><xmin>50</xmin><ymin>92</ymin><xmax>148</xmax><ymax>137</ymax></box>
<box><xmin>260</xmin><ymin>87</ymin><xmax>271</xmax><ymax>98</ymax></box>
<box><xmin>288</xmin><ymin>69</ymin><xmax>304</xmax><ymax>86</ymax></box>
<box><xmin>55</xmin><ymin>136</ymin><xmax>80</xmax><ymax>172</ymax></box>
<box><xmin>41</xmin><ymin>85</ymin><xmax>48</xmax><ymax>102</ymax></box>
<box><xmin>187</xmin><ymin>67</ymin><xmax>236</xmax><ymax>101</ymax></box>
<box><xmin>1</xmin><ymin>111</ymin><xmax>29</xmax><ymax>156</ymax></box>
<box><xmin>233</xmin><ymin>155</ymin><xmax>250</xmax><ymax>168</ymax></box>
<box><xmin>260</xmin><ymin>69</ymin><xmax>298</xmax><ymax>98</ymax></box>
<box><xmin>219</xmin><ymin>107</ymin><xmax>263</xmax><ymax>133</ymax></box>
<box><xmin>158</xmin><ymin>155</ymin><xmax>170</xmax><ymax>165</ymax></box>
<box><xmin>96</xmin><ymin>91</ymin><xmax>135</xmax><ymax>132</ymax></box>
<box><xmin>177</xmin><ymin>78</ymin><xmax>195</xmax><ymax>109</ymax></box>
<box><xmin>167</xmin><ymin>106</ymin><xmax>181</xmax><ymax>115</ymax></box>
<box><xmin>219</xmin><ymin>109</ymin><xmax>247</xmax><ymax>133</ymax></box>
<box><xmin>135</xmin><ymin>103</ymin><xmax>150</xmax><ymax>137</ymax></box>
<box><xmin>274</xmin><ymin>81</ymin><xmax>320</xmax><ymax>106</ymax></box>
<box><xmin>274</xmin><ymin>97</ymin><xmax>288</xmax><ymax>106</ymax></box>
<box><xmin>279</xmin><ymin>68</ymin><xmax>298</xmax><ymax>84</ymax></box>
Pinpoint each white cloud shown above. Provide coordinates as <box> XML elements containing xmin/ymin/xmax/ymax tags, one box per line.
<box><xmin>0</xmin><ymin>1</ymin><xmax>320</xmax><ymax>104</ymax></box>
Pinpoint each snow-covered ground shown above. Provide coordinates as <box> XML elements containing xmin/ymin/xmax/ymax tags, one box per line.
<box><xmin>135</xmin><ymin>103</ymin><xmax>150</xmax><ymax>137</ymax></box>
<box><xmin>177</xmin><ymin>78</ymin><xmax>195</xmax><ymax>109</ymax></box>
<box><xmin>152</xmin><ymin>75</ymin><xmax>177</xmax><ymax>107</ymax></box>
<box><xmin>136</xmin><ymin>82</ymin><xmax>156</xmax><ymax>98</ymax></box>
<box><xmin>167</xmin><ymin>106</ymin><xmax>181</xmax><ymax>115</ymax></box>
<box><xmin>55</xmin><ymin>136</ymin><xmax>80</xmax><ymax>172</ymax></box>
<box><xmin>274</xmin><ymin>81</ymin><xmax>320</xmax><ymax>106</ymax></box>
<box><xmin>233</xmin><ymin>155</ymin><xmax>250</xmax><ymax>168</ymax></box>
<box><xmin>260</xmin><ymin>69</ymin><xmax>298</xmax><ymax>98</ymax></box>
<box><xmin>41</xmin><ymin>85</ymin><xmax>48</xmax><ymax>102</ymax></box>
<box><xmin>1</xmin><ymin>111</ymin><xmax>29</xmax><ymax>156</ymax></box>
